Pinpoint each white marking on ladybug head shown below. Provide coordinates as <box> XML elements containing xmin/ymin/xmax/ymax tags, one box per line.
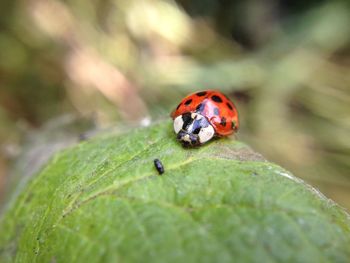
<box><xmin>174</xmin><ymin>112</ymin><xmax>215</xmax><ymax>146</ymax></box>
<box><xmin>173</xmin><ymin>115</ymin><xmax>183</xmax><ymax>134</ymax></box>
<box><xmin>198</xmin><ymin>124</ymin><xmax>215</xmax><ymax>144</ymax></box>
<box><xmin>182</xmin><ymin>134</ymin><xmax>191</xmax><ymax>142</ymax></box>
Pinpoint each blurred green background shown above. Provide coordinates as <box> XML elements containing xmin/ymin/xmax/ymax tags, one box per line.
<box><xmin>0</xmin><ymin>0</ymin><xmax>349</xmax><ymax>209</ymax></box>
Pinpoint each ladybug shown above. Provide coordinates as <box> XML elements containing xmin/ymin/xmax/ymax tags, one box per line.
<box><xmin>171</xmin><ymin>90</ymin><xmax>239</xmax><ymax>147</ymax></box>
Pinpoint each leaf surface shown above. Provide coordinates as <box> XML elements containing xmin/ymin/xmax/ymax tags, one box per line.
<box><xmin>0</xmin><ymin>121</ymin><xmax>350</xmax><ymax>263</ymax></box>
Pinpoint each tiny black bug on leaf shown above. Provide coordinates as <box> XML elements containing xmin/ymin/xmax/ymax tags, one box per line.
<box><xmin>154</xmin><ymin>159</ymin><xmax>164</xmax><ymax>175</ymax></box>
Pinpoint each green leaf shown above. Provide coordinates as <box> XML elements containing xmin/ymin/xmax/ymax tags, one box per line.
<box><xmin>1</xmin><ymin>120</ymin><xmax>350</xmax><ymax>263</ymax></box>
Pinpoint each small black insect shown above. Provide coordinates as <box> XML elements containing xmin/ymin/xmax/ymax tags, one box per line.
<box><xmin>154</xmin><ymin>159</ymin><xmax>164</xmax><ymax>175</ymax></box>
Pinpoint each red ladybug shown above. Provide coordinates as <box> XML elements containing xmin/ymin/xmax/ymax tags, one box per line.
<box><xmin>171</xmin><ymin>90</ymin><xmax>239</xmax><ymax>146</ymax></box>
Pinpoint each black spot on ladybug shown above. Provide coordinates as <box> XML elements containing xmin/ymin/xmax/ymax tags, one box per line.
<box><xmin>213</xmin><ymin>107</ymin><xmax>220</xmax><ymax>116</ymax></box>
<box><xmin>184</xmin><ymin>99</ymin><xmax>192</xmax><ymax>106</ymax></box>
<box><xmin>182</xmin><ymin>112</ymin><xmax>192</xmax><ymax>122</ymax></box>
<box><xmin>196</xmin><ymin>91</ymin><xmax>207</xmax><ymax>97</ymax></box>
<box><xmin>176</xmin><ymin>103</ymin><xmax>182</xmax><ymax>110</ymax></box>
<box><xmin>182</xmin><ymin>112</ymin><xmax>193</xmax><ymax>129</ymax></box>
<box><xmin>226</xmin><ymin>102</ymin><xmax>233</xmax><ymax>110</ymax></box>
<box><xmin>211</xmin><ymin>95</ymin><xmax>223</xmax><ymax>103</ymax></box>
<box><xmin>196</xmin><ymin>103</ymin><xmax>205</xmax><ymax>112</ymax></box>
<box><xmin>221</xmin><ymin>117</ymin><xmax>226</xmax><ymax>127</ymax></box>
<box><xmin>154</xmin><ymin>159</ymin><xmax>164</xmax><ymax>175</ymax></box>
<box><xmin>193</xmin><ymin>127</ymin><xmax>201</xmax><ymax>134</ymax></box>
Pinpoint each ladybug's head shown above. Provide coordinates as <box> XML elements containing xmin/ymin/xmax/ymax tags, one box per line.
<box><xmin>173</xmin><ymin>112</ymin><xmax>215</xmax><ymax>147</ymax></box>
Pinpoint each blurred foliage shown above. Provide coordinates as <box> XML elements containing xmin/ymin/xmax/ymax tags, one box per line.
<box><xmin>0</xmin><ymin>0</ymin><xmax>349</xmax><ymax>209</ymax></box>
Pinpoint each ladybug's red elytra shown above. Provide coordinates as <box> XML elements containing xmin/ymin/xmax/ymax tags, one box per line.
<box><xmin>171</xmin><ymin>90</ymin><xmax>239</xmax><ymax>147</ymax></box>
